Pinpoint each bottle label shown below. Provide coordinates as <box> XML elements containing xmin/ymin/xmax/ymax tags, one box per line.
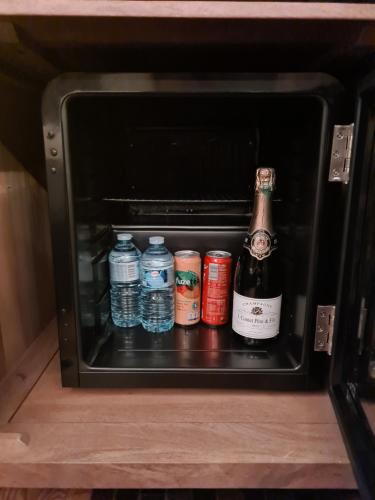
<box><xmin>232</xmin><ymin>291</ymin><xmax>282</xmax><ymax>339</ymax></box>
<box><xmin>244</xmin><ymin>230</ymin><xmax>277</xmax><ymax>261</ymax></box>
<box><xmin>142</xmin><ymin>266</ymin><xmax>174</xmax><ymax>289</ymax></box>
<box><xmin>110</xmin><ymin>261</ymin><xmax>139</xmax><ymax>282</ymax></box>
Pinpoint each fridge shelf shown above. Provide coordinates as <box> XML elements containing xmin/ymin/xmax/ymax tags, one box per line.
<box><xmin>85</xmin><ymin>320</ymin><xmax>300</xmax><ymax>373</ymax></box>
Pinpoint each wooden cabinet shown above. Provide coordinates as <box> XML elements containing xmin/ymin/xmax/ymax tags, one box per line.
<box><xmin>0</xmin><ymin>342</ymin><xmax>355</xmax><ymax>489</ymax></box>
<box><xmin>0</xmin><ymin>1</ymin><xmax>375</xmax><ymax>493</ymax></box>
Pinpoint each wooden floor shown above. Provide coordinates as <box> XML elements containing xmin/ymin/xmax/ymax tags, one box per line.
<box><xmin>0</xmin><ymin>330</ymin><xmax>356</xmax><ymax>490</ymax></box>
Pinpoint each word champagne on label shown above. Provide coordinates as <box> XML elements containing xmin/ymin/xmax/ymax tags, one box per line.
<box><xmin>232</xmin><ymin>167</ymin><xmax>282</xmax><ymax>345</ymax></box>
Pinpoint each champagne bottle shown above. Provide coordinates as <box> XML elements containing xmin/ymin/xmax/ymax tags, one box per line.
<box><xmin>232</xmin><ymin>167</ymin><xmax>282</xmax><ymax>345</ymax></box>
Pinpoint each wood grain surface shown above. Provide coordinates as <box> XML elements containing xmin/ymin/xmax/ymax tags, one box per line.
<box><xmin>0</xmin><ymin>438</ymin><xmax>355</xmax><ymax>489</ymax></box>
<box><xmin>0</xmin><ymin>352</ymin><xmax>356</xmax><ymax>489</ymax></box>
<box><xmin>0</xmin><ymin>142</ymin><xmax>55</xmax><ymax>382</ymax></box>
<box><xmin>1</xmin><ymin>420</ymin><xmax>350</xmax><ymax>465</ymax></box>
<box><xmin>10</xmin><ymin>8</ymin><xmax>375</xmax><ymax>81</ymax></box>
<box><xmin>0</xmin><ymin>1</ymin><xmax>374</xmax><ymax>20</ymax></box>
<box><xmin>0</xmin><ymin>320</ymin><xmax>58</xmax><ymax>425</ymax></box>
<box><xmin>0</xmin><ymin>324</ymin><xmax>5</xmax><ymax>381</ymax></box>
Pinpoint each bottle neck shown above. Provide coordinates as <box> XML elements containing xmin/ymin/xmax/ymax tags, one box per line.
<box><xmin>148</xmin><ymin>243</ymin><xmax>166</xmax><ymax>253</ymax></box>
<box><xmin>248</xmin><ymin>189</ymin><xmax>274</xmax><ymax>235</ymax></box>
<box><xmin>116</xmin><ymin>240</ymin><xmax>133</xmax><ymax>249</ymax></box>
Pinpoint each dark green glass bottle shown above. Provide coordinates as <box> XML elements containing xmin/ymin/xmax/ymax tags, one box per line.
<box><xmin>232</xmin><ymin>168</ymin><xmax>282</xmax><ymax>346</ymax></box>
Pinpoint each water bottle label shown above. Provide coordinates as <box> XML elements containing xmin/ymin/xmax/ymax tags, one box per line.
<box><xmin>110</xmin><ymin>261</ymin><xmax>139</xmax><ymax>282</ymax></box>
<box><xmin>143</xmin><ymin>267</ymin><xmax>174</xmax><ymax>288</ymax></box>
<box><xmin>232</xmin><ymin>291</ymin><xmax>282</xmax><ymax>339</ymax></box>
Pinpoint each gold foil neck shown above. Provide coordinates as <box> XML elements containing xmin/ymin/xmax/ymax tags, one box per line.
<box><xmin>255</xmin><ymin>168</ymin><xmax>275</xmax><ymax>192</ymax></box>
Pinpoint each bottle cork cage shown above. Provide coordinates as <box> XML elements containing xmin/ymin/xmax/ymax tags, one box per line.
<box><xmin>43</xmin><ymin>74</ymin><xmax>343</xmax><ymax>387</ymax></box>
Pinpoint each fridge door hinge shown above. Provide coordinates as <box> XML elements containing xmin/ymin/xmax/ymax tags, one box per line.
<box><xmin>328</xmin><ymin>124</ymin><xmax>354</xmax><ymax>185</ymax></box>
<box><xmin>315</xmin><ymin>305</ymin><xmax>336</xmax><ymax>355</ymax></box>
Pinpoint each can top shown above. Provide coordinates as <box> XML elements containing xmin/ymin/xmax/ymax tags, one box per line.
<box><xmin>150</xmin><ymin>236</ymin><xmax>164</xmax><ymax>245</ymax></box>
<box><xmin>117</xmin><ymin>233</ymin><xmax>132</xmax><ymax>241</ymax></box>
<box><xmin>206</xmin><ymin>250</ymin><xmax>232</xmax><ymax>258</ymax></box>
<box><xmin>175</xmin><ymin>250</ymin><xmax>200</xmax><ymax>258</ymax></box>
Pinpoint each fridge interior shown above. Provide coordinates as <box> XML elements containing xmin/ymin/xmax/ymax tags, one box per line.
<box><xmin>64</xmin><ymin>90</ymin><xmax>336</xmax><ymax>375</ymax></box>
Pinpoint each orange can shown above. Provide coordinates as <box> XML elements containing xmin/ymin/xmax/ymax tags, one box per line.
<box><xmin>175</xmin><ymin>251</ymin><xmax>201</xmax><ymax>326</ymax></box>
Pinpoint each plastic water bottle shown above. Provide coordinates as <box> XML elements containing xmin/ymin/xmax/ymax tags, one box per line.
<box><xmin>141</xmin><ymin>236</ymin><xmax>175</xmax><ymax>333</ymax></box>
<box><xmin>109</xmin><ymin>233</ymin><xmax>141</xmax><ymax>328</ymax></box>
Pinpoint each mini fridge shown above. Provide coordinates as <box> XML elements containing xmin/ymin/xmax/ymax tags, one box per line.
<box><xmin>43</xmin><ymin>73</ymin><xmax>348</xmax><ymax>389</ymax></box>
<box><xmin>42</xmin><ymin>70</ymin><xmax>375</xmax><ymax>500</ymax></box>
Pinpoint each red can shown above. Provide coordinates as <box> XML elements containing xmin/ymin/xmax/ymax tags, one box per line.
<box><xmin>201</xmin><ymin>250</ymin><xmax>232</xmax><ymax>326</ymax></box>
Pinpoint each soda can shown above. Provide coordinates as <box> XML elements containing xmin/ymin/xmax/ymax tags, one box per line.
<box><xmin>175</xmin><ymin>250</ymin><xmax>201</xmax><ymax>326</ymax></box>
<box><xmin>201</xmin><ymin>250</ymin><xmax>232</xmax><ymax>326</ymax></box>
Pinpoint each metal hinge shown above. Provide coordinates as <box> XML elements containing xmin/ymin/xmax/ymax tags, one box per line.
<box><xmin>328</xmin><ymin>124</ymin><xmax>354</xmax><ymax>185</ymax></box>
<box><xmin>315</xmin><ymin>305</ymin><xmax>336</xmax><ymax>355</ymax></box>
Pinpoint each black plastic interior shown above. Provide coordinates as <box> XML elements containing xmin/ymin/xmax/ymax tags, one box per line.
<box><xmin>65</xmin><ymin>92</ymin><xmax>326</xmax><ymax>374</ymax></box>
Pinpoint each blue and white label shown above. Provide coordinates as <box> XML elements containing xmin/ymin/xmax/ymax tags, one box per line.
<box><xmin>142</xmin><ymin>266</ymin><xmax>174</xmax><ymax>289</ymax></box>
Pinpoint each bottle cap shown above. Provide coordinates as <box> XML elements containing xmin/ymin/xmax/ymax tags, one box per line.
<box><xmin>150</xmin><ymin>236</ymin><xmax>164</xmax><ymax>245</ymax></box>
<box><xmin>255</xmin><ymin>168</ymin><xmax>275</xmax><ymax>192</ymax></box>
<box><xmin>117</xmin><ymin>233</ymin><xmax>132</xmax><ymax>241</ymax></box>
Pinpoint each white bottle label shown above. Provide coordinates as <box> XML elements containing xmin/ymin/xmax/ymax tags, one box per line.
<box><xmin>110</xmin><ymin>261</ymin><xmax>139</xmax><ymax>283</ymax></box>
<box><xmin>232</xmin><ymin>291</ymin><xmax>282</xmax><ymax>339</ymax></box>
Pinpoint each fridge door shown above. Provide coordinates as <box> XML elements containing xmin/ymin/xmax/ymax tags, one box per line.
<box><xmin>330</xmin><ymin>74</ymin><xmax>375</xmax><ymax>500</ymax></box>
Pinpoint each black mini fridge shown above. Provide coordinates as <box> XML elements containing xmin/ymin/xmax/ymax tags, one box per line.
<box><xmin>43</xmin><ymin>71</ymin><xmax>375</xmax><ymax>499</ymax></box>
<box><xmin>43</xmin><ymin>72</ymin><xmax>348</xmax><ymax>389</ymax></box>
